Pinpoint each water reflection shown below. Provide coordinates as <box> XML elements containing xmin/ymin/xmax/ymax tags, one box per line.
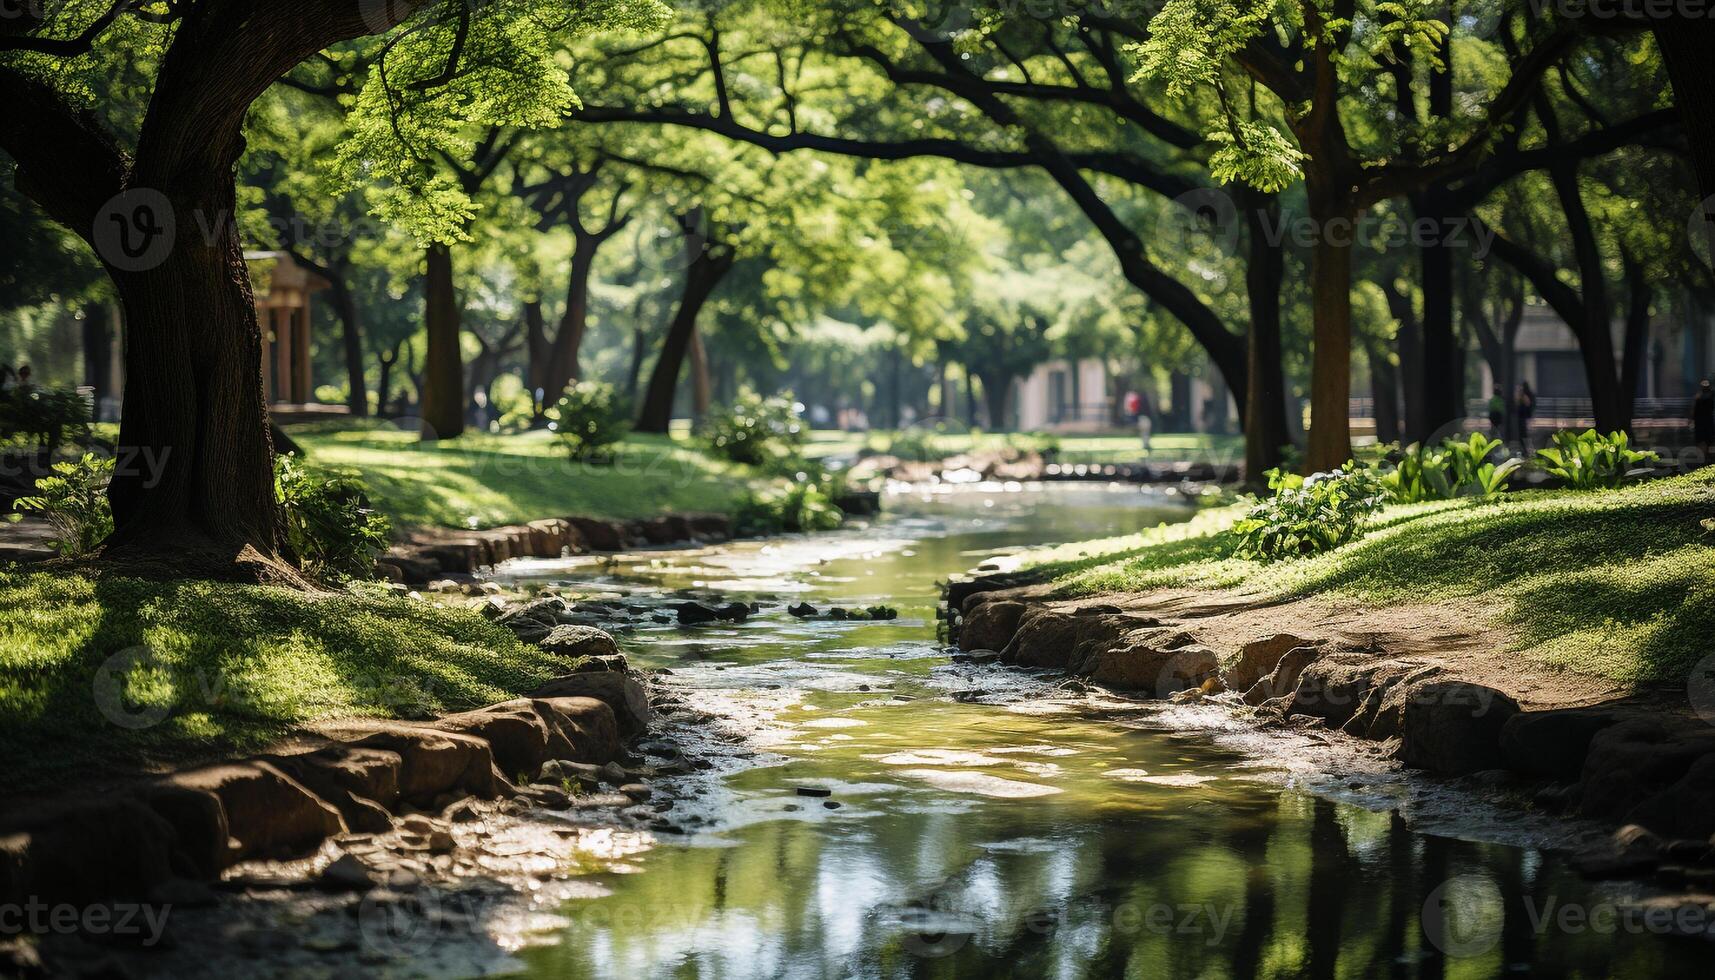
<box><xmin>508</xmin><ymin>485</ymin><xmax>1711</xmax><ymax>978</ymax></box>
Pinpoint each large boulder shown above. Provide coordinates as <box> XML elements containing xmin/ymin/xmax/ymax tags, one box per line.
<box><xmin>350</xmin><ymin>725</ymin><xmax>503</xmax><ymax>804</ymax></box>
<box><xmin>532</xmin><ymin>697</ymin><xmax>625</xmax><ymax>763</ymax></box>
<box><xmin>1499</xmin><ymin>707</ymin><xmax>1625</xmax><ymax>781</ymax></box>
<box><xmin>152</xmin><ymin>762</ymin><xmax>345</xmax><ymax>861</ymax></box>
<box><xmin>539</xmin><ymin>624</ymin><xmax>621</xmax><ymax>661</ymax></box>
<box><xmin>1287</xmin><ymin>653</ymin><xmax>1442</xmax><ymax>739</ymax></box>
<box><xmin>1396</xmin><ymin>681</ymin><xmax>1520</xmax><ymax>775</ymax></box>
<box><xmin>1083</xmin><ymin>643</ymin><xmax>1218</xmax><ymax>696</ymax></box>
<box><xmin>0</xmin><ymin>797</ymin><xmax>181</xmax><ymax>907</ymax></box>
<box><xmin>1004</xmin><ymin>608</ymin><xmax>1160</xmax><ymax>671</ymax></box>
<box><xmin>437</xmin><ymin>700</ymin><xmax>554</xmax><ymax>780</ymax></box>
<box><xmin>1578</xmin><ymin>719</ymin><xmax>1715</xmax><ymax>825</ymax></box>
<box><xmin>959</xmin><ymin>598</ymin><xmax>1027</xmax><ymax>652</ymax></box>
<box><xmin>564</xmin><ymin>517</ymin><xmax>627</xmax><ymax>552</ymax></box>
<box><xmin>1223</xmin><ymin>633</ymin><xmax>1315</xmax><ymax>693</ymax></box>
<box><xmin>529</xmin><ymin>671</ymin><xmax>652</xmax><ymax>736</ymax></box>
<box><xmin>266</xmin><ymin>746</ymin><xmax>403</xmax><ymax>834</ymax></box>
<box><xmin>1623</xmin><ymin>754</ymin><xmax>1715</xmax><ymax>840</ymax></box>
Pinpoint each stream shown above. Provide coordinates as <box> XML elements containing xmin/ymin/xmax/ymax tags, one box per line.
<box><xmin>489</xmin><ymin>483</ymin><xmax>1712</xmax><ymax>979</ymax></box>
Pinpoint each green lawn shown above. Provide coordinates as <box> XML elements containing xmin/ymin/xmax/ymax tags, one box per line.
<box><xmin>0</xmin><ymin>571</ymin><xmax>566</xmax><ymax>790</ymax></box>
<box><xmin>1010</xmin><ymin>468</ymin><xmax>1715</xmax><ymax>685</ymax></box>
<box><xmin>290</xmin><ymin>423</ymin><xmax>759</xmax><ymax>530</ymax></box>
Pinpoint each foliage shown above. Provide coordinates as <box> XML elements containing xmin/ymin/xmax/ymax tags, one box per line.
<box><xmin>10</xmin><ymin>453</ymin><xmax>114</xmax><ymax>556</ymax></box>
<box><xmin>0</xmin><ymin>385</ymin><xmax>90</xmax><ymax>452</ymax></box>
<box><xmin>552</xmin><ymin>381</ymin><xmax>632</xmax><ymax>461</ymax></box>
<box><xmin>1231</xmin><ymin>465</ymin><xmax>1386</xmax><ymax>561</ymax></box>
<box><xmin>698</xmin><ymin>392</ymin><xmax>807</xmax><ymax>467</ymax></box>
<box><xmin>1535</xmin><ymin>430</ymin><xmax>1660</xmax><ymax>490</ymax></box>
<box><xmin>274</xmin><ymin>455</ymin><xmax>392</xmax><ymax>582</ymax></box>
<box><xmin>734</xmin><ymin>480</ymin><xmax>844</xmax><ymax>536</ymax></box>
<box><xmin>1377</xmin><ymin>433</ymin><xmax>1521</xmax><ymax>503</ymax></box>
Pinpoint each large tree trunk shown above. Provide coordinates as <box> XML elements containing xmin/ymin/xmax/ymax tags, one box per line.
<box><xmin>419</xmin><ymin>243</ymin><xmax>464</xmax><ymax>440</ymax></box>
<box><xmin>979</xmin><ymin>372</ymin><xmax>1012</xmax><ymax>432</ymax></box>
<box><xmin>539</xmin><ymin>236</ymin><xmax>597</xmax><ymax>414</ymax></box>
<box><xmin>325</xmin><ymin>265</ymin><xmax>368</xmax><ymax>416</ymax></box>
<box><xmin>1243</xmin><ymin>194</ymin><xmax>1291</xmax><ymax>483</ymax></box>
<box><xmin>625</xmin><ymin>326</ymin><xmax>647</xmax><ymax>399</ymax></box>
<box><xmin>688</xmin><ymin>326</ymin><xmax>711</xmax><ymax>421</ymax></box>
<box><xmin>1366</xmin><ymin>342</ymin><xmax>1402</xmax><ymax>446</ymax></box>
<box><xmin>1657</xmin><ymin>23</ymin><xmax>1715</xmax><ymax>217</ymax></box>
<box><xmin>1305</xmin><ymin>202</ymin><xmax>1355</xmax><ymax>472</ymax></box>
<box><xmin>523</xmin><ymin>298</ymin><xmax>548</xmax><ymax>422</ymax></box>
<box><xmin>636</xmin><ymin>223</ymin><xmax>733</xmax><ymax>434</ymax></box>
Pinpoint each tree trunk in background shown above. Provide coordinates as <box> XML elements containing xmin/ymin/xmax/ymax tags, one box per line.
<box><xmin>540</xmin><ymin>236</ymin><xmax>597</xmax><ymax>412</ymax></box>
<box><xmin>636</xmin><ymin>222</ymin><xmax>733</xmax><ymax>434</ymax></box>
<box><xmin>626</xmin><ymin>327</ymin><xmax>646</xmax><ymax>399</ymax></box>
<box><xmin>1414</xmin><ymin>37</ymin><xmax>1460</xmax><ymax>437</ymax></box>
<box><xmin>419</xmin><ymin>243</ymin><xmax>464</xmax><ymax>440</ymax></box>
<box><xmin>1306</xmin><ymin>201</ymin><xmax>1355</xmax><ymax>471</ymax></box>
<box><xmin>81</xmin><ymin>301</ymin><xmax>112</xmax><ymax>407</ymax></box>
<box><xmin>1366</xmin><ymin>343</ymin><xmax>1402</xmax><ymax>446</ymax></box>
<box><xmin>524</xmin><ymin>298</ymin><xmax>548</xmax><ymax>423</ymax></box>
<box><xmin>1243</xmin><ymin>193</ymin><xmax>1291</xmax><ymax>483</ymax></box>
<box><xmin>979</xmin><ymin>372</ymin><xmax>1011</xmax><ymax>432</ymax></box>
<box><xmin>1657</xmin><ymin>23</ymin><xmax>1715</xmax><ymax>226</ymax></box>
<box><xmin>376</xmin><ymin>343</ymin><xmax>399</xmax><ymax>421</ymax></box>
<box><xmin>688</xmin><ymin>327</ymin><xmax>711</xmax><ymax>422</ymax></box>
<box><xmin>325</xmin><ymin>265</ymin><xmax>368</xmax><ymax>416</ymax></box>
<box><xmin>965</xmin><ymin>371</ymin><xmax>980</xmax><ymax>427</ymax></box>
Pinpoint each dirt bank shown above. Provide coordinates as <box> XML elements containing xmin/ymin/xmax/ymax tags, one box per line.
<box><xmin>945</xmin><ymin>577</ymin><xmax>1715</xmax><ymax>909</ymax></box>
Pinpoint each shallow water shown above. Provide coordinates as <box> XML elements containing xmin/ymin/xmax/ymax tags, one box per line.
<box><xmin>500</xmin><ymin>483</ymin><xmax>1714</xmax><ymax>979</ymax></box>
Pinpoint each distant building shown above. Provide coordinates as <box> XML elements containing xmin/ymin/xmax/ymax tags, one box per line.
<box><xmin>1008</xmin><ymin>358</ymin><xmax>1238</xmax><ymax>433</ymax></box>
<box><xmin>245</xmin><ymin>250</ymin><xmax>330</xmax><ymax>408</ymax></box>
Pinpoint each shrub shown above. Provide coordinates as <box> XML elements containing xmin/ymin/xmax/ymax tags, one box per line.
<box><xmin>699</xmin><ymin>392</ymin><xmax>806</xmax><ymax>466</ymax></box>
<box><xmin>0</xmin><ymin>385</ymin><xmax>91</xmax><ymax>453</ymax></box>
<box><xmin>734</xmin><ymin>480</ymin><xmax>844</xmax><ymax>536</ymax></box>
<box><xmin>1535</xmin><ymin>430</ymin><xmax>1659</xmax><ymax>490</ymax></box>
<box><xmin>1231</xmin><ymin>465</ymin><xmax>1385</xmax><ymax>561</ymax></box>
<box><xmin>1379</xmin><ymin>433</ymin><xmax>1520</xmax><ymax>503</ymax></box>
<box><xmin>10</xmin><ymin>453</ymin><xmax>115</xmax><ymax>556</ymax></box>
<box><xmin>552</xmin><ymin>381</ymin><xmax>632</xmax><ymax>462</ymax></box>
<box><xmin>275</xmin><ymin>454</ymin><xmax>391</xmax><ymax>582</ymax></box>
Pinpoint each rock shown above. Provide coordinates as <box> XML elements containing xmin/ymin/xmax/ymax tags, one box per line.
<box><xmin>1578</xmin><ymin>719</ymin><xmax>1715</xmax><ymax>826</ymax></box>
<box><xmin>320</xmin><ymin>854</ymin><xmax>381</xmax><ymax>892</ymax></box>
<box><xmin>266</xmin><ymin>746</ymin><xmax>402</xmax><ymax>835</ymax></box>
<box><xmin>619</xmin><ymin>784</ymin><xmax>653</xmax><ymax>802</ymax></box>
<box><xmin>794</xmin><ymin>787</ymin><xmax>833</xmax><ymax>798</ymax></box>
<box><xmin>1500</xmin><ymin>707</ymin><xmax>1624</xmax><ymax>780</ymax></box>
<box><xmin>153</xmin><ymin>761</ymin><xmax>346</xmax><ymax>862</ymax></box>
<box><xmin>958</xmin><ymin>599</ymin><xmax>1027</xmax><ymax>652</ymax></box>
<box><xmin>147</xmin><ymin>877</ymin><xmax>220</xmax><ymax>908</ymax></box>
<box><xmin>1243</xmin><ymin>646</ymin><xmax>1323</xmax><ymax>706</ymax></box>
<box><xmin>1571</xmin><ymin>824</ymin><xmax>1665</xmax><ymax>879</ymax></box>
<box><xmin>529</xmin><ymin>672</ymin><xmax>653</xmax><ymax>737</ymax></box>
<box><xmin>434</xmin><ymin>700</ymin><xmax>552</xmax><ymax>780</ymax></box>
<box><xmin>1396</xmin><ymin>681</ymin><xmax>1520</xmax><ymax>775</ymax></box>
<box><xmin>1223</xmin><ymin>633</ymin><xmax>1315</xmax><ymax>692</ymax></box>
<box><xmin>865</xmin><ymin>606</ymin><xmax>898</xmax><ymax>621</ymax></box>
<box><xmin>787</xmin><ymin>602</ymin><xmax>818</xmax><ymax>618</ymax></box>
<box><xmin>571</xmin><ymin>653</ymin><xmax>630</xmax><ymax>673</ymax></box>
<box><xmin>823</xmin><ymin>801</ymin><xmax>841</xmax><ymax>810</ymax></box>
<box><xmin>539</xmin><ymin>759</ymin><xmax>604</xmax><ymax>788</ymax></box>
<box><xmin>717</xmin><ymin>602</ymin><xmax>751</xmax><ymax>622</ymax></box>
<box><xmin>349</xmin><ymin>725</ymin><xmax>503</xmax><ymax>805</ymax></box>
<box><xmin>1286</xmin><ymin>653</ymin><xmax>1441</xmax><ymax>739</ymax></box>
<box><xmin>1082</xmin><ymin>643</ymin><xmax>1218</xmax><ymax>696</ymax></box>
<box><xmin>598</xmin><ymin>762</ymin><xmax>629</xmax><ymax>787</ymax></box>
<box><xmin>564</xmin><ymin>517</ymin><xmax>627</xmax><ymax>552</ymax></box>
<box><xmin>539</xmin><ymin>624</ymin><xmax>621</xmax><ymax>660</ymax></box>
<box><xmin>676</xmin><ymin>601</ymin><xmax>722</xmax><ymax>625</ymax></box>
<box><xmin>1624</xmin><ymin>753</ymin><xmax>1715</xmax><ymax>840</ymax></box>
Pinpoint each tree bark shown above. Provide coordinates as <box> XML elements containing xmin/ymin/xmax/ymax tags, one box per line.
<box><xmin>636</xmin><ymin>217</ymin><xmax>733</xmax><ymax>434</ymax></box>
<box><xmin>1306</xmin><ymin>201</ymin><xmax>1355</xmax><ymax>471</ymax></box>
<box><xmin>419</xmin><ymin>243</ymin><xmax>464</xmax><ymax>440</ymax></box>
<box><xmin>523</xmin><ymin>298</ymin><xmax>548</xmax><ymax>421</ymax></box>
<box><xmin>688</xmin><ymin>326</ymin><xmax>711</xmax><ymax>421</ymax></box>
<box><xmin>537</xmin><ymin>235</ymin><xmax>598</xmax><ymax>418</ymax></box>
<box><xmin>979</xmin><ymin>372</ymin><xmax>1012</xmax><ymax>432</ymax></box>
<box><xmin>324</xmin><ymin>263</ymin><xmax>368</xmax><ymax>416</ymax></box>
<box><xmin>1366</xmin><ymin>342</ymin><xmax>1402</xmax><ymax>446</ymax></box>
<box><xmin>1242</xmin><ymin>192</ymin><xmax>1291</xmax><ymax>483</ymax></box>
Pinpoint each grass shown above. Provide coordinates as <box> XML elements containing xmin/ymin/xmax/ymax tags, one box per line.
<box><xmin>0</xmin><ymin>570</ymin><xmax>569</xmax><ymax>791</ymax></box>
<box><xmin>289</xmin><ymin>422</ymin><xmax>759</xmax><ymax>530</ymax></box>
<box><xmin>1012</xmin><ymin>468</ymin><xmax>1715</xmax><ymax>686</ymax></box>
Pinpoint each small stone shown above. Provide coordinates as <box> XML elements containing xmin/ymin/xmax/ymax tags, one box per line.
<box><xmin>788</xmin><ymin>602</ymin><xmax>818</xmax><ymax>618</ymax></box>
<box><xmin>426</xmin><ymin>830</ymin><xmax>456</xmax><ymax>854</ymax></box>
<box><xmin>676</xmin><ymin>601</ymin><xmax>721</xmax><ymax>625</ymax></box>
<box><xmin>619</xmin><ymin>783</ymin><xmax>653</xmax><ymax>802</ymax></box>
<box><xmin>598</xmin><ymin>762</ymin><xmax>629</xmax><ymax>786</ymax></box>
<box><xmin>717</xmin><ymin>602</ymin><xmax>751</xmax><ymax>622</ymax></box>
<box><xmin>795</xmin><ymin>787</ymin><xmax>832</xmax><ymax>798</ymax></box>
<box><xmin>823</xmin><ymin>801</ymin><xmax>842</xmax><ymax>809</ymax></box>
<box><xmin>320</xmin><ymin>854</ymin><xmax>380</xmax><ymax>892</ymax></box>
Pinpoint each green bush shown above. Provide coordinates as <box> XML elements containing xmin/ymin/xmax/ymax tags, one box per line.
<box><xmin>1536</xmin><ymin>429</ymin><xmax>1659</xmax><ymax>490</ymax></box>
<box><xmin>275</xmin><ymin>454</ymin><xmax>391</xmax><ymax>582</ymax></box>
<box><xmin>735</xmin><ymin>480</ymin><xmax>844</xmax><ymax>536</ymax></box>
<box><xmin>699</xmin><ymin>392</ymin><xmax>806</xmax><ymax>466</ymax></box>
<box><xmin>10</xmin><ymin>453</ymin><xmax>115</xmax><ymax>556</ymax></box>
<box><xmin>1379</xmin><ymin>433</ymin><xmax>1520</xmax><ymax>503</ymax></box>
<box><xmin>1231</xmin><ymin>465</ymin><xmax>1386</xmax><ymax>562</ymax></box>
<box><xmin>551</xmin><ymin>381</ymin><xmax>632</xmax><ymax>462</ymax></box>
<box><xmin>0</xmin><ymin>385</ymin><xmax>91</xmax><ymax>452</ymax></box>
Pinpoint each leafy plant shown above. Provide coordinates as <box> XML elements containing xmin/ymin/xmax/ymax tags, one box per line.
<box><xmin>275</xmin><ymin>454</ymin><xmax>391</xmax><ymax>582</ymax></box>
<box><xmin>1535</xmin><ymin>430</ymin><xmax>1659</xmax><ymax>490</ymax></box>
<box><xmin>1377</xmin><ymin>433</ymin><xmax>1520</xmax><ymax>503</ymax></box>
<box><xmin>552</xmin><ymin>381</ymin><xmax>632</xmax><ymax>462</ymax></box>
<box><xmin>734</xmin><ymin>480</ymin><xmax>844</xmax><ymax>536</ymax></box>
<box><xmin>1231</xmin><ymin>465</ymin><xmax>1385</xmax><ymax>561</ymax></box>
<box><xmin>699</xmin><ymin>392</ymin><xmax>807</xmax><ymax>467</ymax></box>
<box><xmin>10</xmin><ymin>453</ymin><xmax>115</xmax><ymax>556</ymax></box>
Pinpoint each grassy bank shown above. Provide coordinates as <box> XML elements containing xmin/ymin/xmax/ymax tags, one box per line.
<box><xmin>0</xmin><ymin>571</ymin><xmax>564</xmax><ymax>791</ymax></box>
<box><xmin>290</xmin><ymin>423</ymin><xmax>758</xmax><ymax>529</ymax></box>
<box><xmin>1008</xmin><ymin>468</ymin><xmax>1715</xmax><ymax>685</ymax></box>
